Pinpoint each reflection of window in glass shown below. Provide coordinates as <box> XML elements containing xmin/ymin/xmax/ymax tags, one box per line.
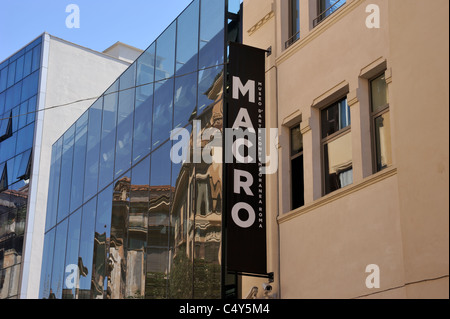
<box><xmin>321</xmin><ymin>98</ymin><xmax>352</xmax><ymax>195</ymax></box>
<box><xmin>16</xmin><ymin>149</ymin><xmax>31</xmax><ymax>180</ymax></box>
<box><xmin>286</xmin><ymin>0</ymin><xmax>300</xmax><ymax>49</ymax></box>
<box><xmin>152</xmin><ymin>79</ymin><xmax>173</xmax><ymax>148</ymax></box>
<box><xmin>314</xmin><ymin>0</ymin><xmax>346</xmax><ymax>27</ymax></box>
<box><xmin>290</xmin><ymin>124</ymin><xmax>304</xmax><ymax>210</ymax></box>
<box><xmin>155</xmin><ymin>22</ymin><xmax>176</xmax><ymax>81</ymax></box>
<box><xmin>78</xmin><ymin>197</ymin><xmax>97</xmax><ymax>299</ymax></box>
<box><xmin>371</xmin><ymin>74</ymin><xmax>392</xmax><ymax>172</ymax></box>
<box><xmin>133</xmin><ymin>83</ymin><xmax>153</xmax><ymax>164</ymax></box>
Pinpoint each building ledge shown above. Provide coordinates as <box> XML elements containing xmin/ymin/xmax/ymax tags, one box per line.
<box><xmin>278</xmin><ymin>166</ymin><xmax>398</xmax><ymax>224</ymax></box>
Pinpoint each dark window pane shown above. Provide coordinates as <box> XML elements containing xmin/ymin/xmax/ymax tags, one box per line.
<box><xmin>174</xmin><ymin>73</ymin><xmax>197</xmax><ymax>130</ymax></box>
<box><xmin>6</xmin><ymin>82</ymin><xmax>22</xmax><ymax>109</ymax></box>
<box><xmin>374</xmin><ymin>111</ymin><xmax>392</xmax><ymax>171</ymax></box>
<box><xmin>133</xmin><ymin>84</ymin><xmax>153</xmax><ymax>164</ymax></box>
<box><xmin>70</xmin><ymin>112</ymin><xmax>88</xmax><ymax>212</ymax></box>
<box><xmin>21</xmin><ymin>71</ymin><xmax>39</xmax><ymax>102</ymax></box>
<box><xmin>16</xmin><ymin>149</ymin><xmax>31</xmax><ymax>180</ymax></box>
<box><xmin>50</xmin><ymin>219</ymin><xmax>68</xmax><ymax>299</ymax></box>
<box><xmin>99</xmin><ymin>92</ymin><xmax>118</xmax><ymax>190</ymax></box>
<box><xmin>152</xmin><ymin>79</ymin><xmax>173</xmax><ymax>148</ymax></box>
<box><xmin>0</xmin><ymin>92</ymin><xmax>5</xmax><ymax>114</ymax></box>
<box><xmin>46</xmin><ymin>138</ymin><xmax>63</xmax><ymax>231</ymax></box>
<box><xmin>78</xmin><ymin>198</ymin><xmax>97</xmax><ymax>299</ymax></box>
<box><xmin>176</xmin><ymin>0</ymin><xmax>199</xmax><ymax>76</ymax></box>
<box><xmin>290</xmin><ymin>0</ymin><xmax>300</xmax><ymax>38</ymax></box>
<box><xmin>0</xmin><ymin>131</ymin><xmax>16</xmax><ymax>162</ymax></box>
<box><xmin>115</xmin><ymin>88</ymin><xmax>135</xmax><ymax>178</ymax></box>
<box><xmin>155</xmin><ymin>22</ymin><xmax>176</xmax><ymax>81</ymax></box>
<box><xmin>57</xmin><ymin>124</ymin><xmax>75</xmax><ymax>222</ymax></box>
<box><xmin>84</xmin><ymin>98</ymin><xmax>103</xmax><ymax>202</ymax></box>
<box><xmin>39</xmin><ymin>229</ymin><xmax>55</xmax><ymax>299</ymax></box>
<box><xmin>91</xmin><ymin>185</ymin><xmax>113</xmax><ymax>299</ymax></box>
<box><xmin>0</xmin><ymin>112</ymin><xmax>12</xmax><ymax>141</ymax></box>
<box><xmin>291</xmin><ymin>155</ymin><xmax>304</xmax><ymax>209</ymax></box>
<box><xmin>18</xmin><ymin>101</ymin><xmax>27</xmax><ymax>129</ymax></box>
<box><xmin>62</xmin><ymin>209</ymin><xmax>81</xmax><ymax>299</ymax></box>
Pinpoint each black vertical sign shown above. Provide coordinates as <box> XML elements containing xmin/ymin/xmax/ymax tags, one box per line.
<box><xmin>226</xmin><ymin>42</ymin><xmax>266</xmax><ymax>275</ymax></box>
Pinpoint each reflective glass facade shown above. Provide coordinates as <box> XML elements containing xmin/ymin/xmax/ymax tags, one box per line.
<box><xmin>40</xmin><ymin>0</ymin><xmax>241</xmax><ymax>299</ymax></box>
<box><xmin>0</xmin><ymin>36</ymin><xmax>42</xmax><ymax>299</ymax></box>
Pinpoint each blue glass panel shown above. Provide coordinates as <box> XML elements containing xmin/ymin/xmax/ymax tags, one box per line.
<box><xmin>115</xmin><ymin>88</ymin><xmax>135</xmax><ymax>178</ymax></box>
<box><xmin>15</xmin><ymin>55</ymin><xmax>24</xmax><ymax>82</ymax></box>
<box><xmin>174</xmin><ymin>72</ymin><xmax>197</xmax><ymax>129</ymax></box>
<box><xmin>119</xmin><ymin>62</ymin><xmax>136</xmax><ymax>91</ymax></box>
<box><xmin>176</xmin><ymin>0</ymin><xmax>199</xmax><ymax>76</ymax></box>
<box><xmin>91</xmin><ymin>185</ymin><xmax>113</xmax><ymax>299</ymax></box>
<box><xmin>6</xmin><ymin>82</ymin><xmax>22</xmax><ymax>110</ymax></box>
<box><xmin>155</xmin><ymin>22</ymin><xmax>176</xmax><ymax>81</ymax></box>
<box><xmin>84</xmin><ymin>98</ymin><xmax>103</xmax><ymax>202</ymax></box>
<box><xmin>57</xmin><ymin>124</ymin><xmax>75</xmax><ymax>222</ymax></box>
<box><xmin>199</xmin><ymin>0</ymin><xmax>225</xmax><ymax>69</ymax></box>
<box><xmin>31</xmin><ymin>44</ymin><xmax>41</xmax><ymax>72</ymax></box>
<box><xmin>50</xmin><ymin>218</ymin><xmax>68</xmax><ymax>299</ymax></box>
<box><xmin>11</xmin><ymin>107</ymin><xmax>19</xmax><ymax>132</ymax></box>
<box><xmin>70</xmin><ymin>112</ymin><xmax>88</xmax><ymax>212</ymax></box>
<box><xmin>78</xmin><ymin>198</ymin><xmax>97</xmax><ymax>299</ymax></box>
<box><xmin>16</xmin><ymin>149</ymin><xmax>31</xmax><ymax>179</ymax></box>
<box><xmin>0</xmin><ymin>92</ymin><xmax>5</xmax><ymax>114</ymax></box>
<box><xmin>0</xmin><ymin>131</ymin><xmax>16</xmax><ymax>162</ymax></box>
<box><xmin>137</xmin><ymin>43</ymin><xmax>155</xmax><ymax>87</ymax></box>
<box><xmin>21</xmin><ymin>71</ymin><xmax>39</xmax><ymax>102</ymax></box>
<box><xmin>0</xmin><ymin>67</ymin><xmax>7</xmax><ymax>92</ymax></box>
<box><xmin>18</xmin><ymin>101</ymin><xmax>28</xmax><ymax>129</ymax></box>
<box><xmin>98</xmin><ymin>92</ymin><xmax>117</xmax><ymax>191</ymax></box>
<box><xmin>7</xmin><ymin>61</ymin><xmax>16</xmax><ymax>88</ymax></box>
<box><xmin>27</xmin><ymin>95</ymin><xmax>37</xmax><ymax>124</ymax></box>
<box><xmin>15</xmin><ymin>123</ymin><xmax>34</xmax><ymax>154</ymax></box>
<box><xmin>39</xmin><ymin>228</ymin><xmax>55</xmax><ymax>299</ymax></box>
<box><xmin>45</xmin><ymin>137</ymin><xmax>63</xmax><ymax>231</ymax></box>
<box><xmin>62</xmin><ymin>208</ymin><xmax>82</xmax><ymax>299</ymax></box>
<box><xmin>152</xmin><ymin>78</ymin><xmax>173</xmax><ymax>148</ymax></box>
<box><xmin>133</xmin><ymin>83</ymin><xmax>153</xmax><ymax>164</ymax></box>
<box><xmin>22</xmin><ymin>51</ymin><xmax>32</xmax><ymax>78</ymax></box>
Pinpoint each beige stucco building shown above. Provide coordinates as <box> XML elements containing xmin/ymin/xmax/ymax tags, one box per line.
<box><xmin>241</xmin><ymin>0</ymin><xmax>449</xmax><ymax>299</ymax></box>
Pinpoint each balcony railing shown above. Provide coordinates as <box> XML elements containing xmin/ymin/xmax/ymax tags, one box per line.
<box><xmin>285</xmin><ymin>31</ymin><xmax>300</xmax><ymax>49</ymax></box>
<box><xmin>313</xmin><ymin>0</ymin><xmax>346</xmax><ymax>27</ymax></box>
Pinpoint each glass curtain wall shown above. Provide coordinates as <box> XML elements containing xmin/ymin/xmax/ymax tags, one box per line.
<box><xmin>40</xmin><ymin>0</ymin><xmax>240</xmax><ymax>299</ymax></box>
<box><xmin>0</xmin><ymin>36</ymin><xmax>42</xmax><ymax>299</ymax></box>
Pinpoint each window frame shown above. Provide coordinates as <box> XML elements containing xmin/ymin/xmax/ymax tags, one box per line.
<box><xmin>290</xmin><ymin>123</ymin><xmax>305</xmax><ymax>210</ymax></box>
<box><xmin>320</xmin><ymin>96</ymin><xmax>352</xmax><ymax>196</ymax></box>
<box><xmin>369</xmin><ymin>72</ymin><xmax>391</xmax><ymax>173</ymax></box>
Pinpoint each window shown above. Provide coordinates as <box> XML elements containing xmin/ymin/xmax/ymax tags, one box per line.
<box><xmin>16</xmin><ymin>149</ymin><xmax>32</xmax><ymax>180</ymax></box>
<box><xmin>290</xmin><ymin>124</ymin><xmax>304</xmax><ymax>209</ymax></box>
<box><xmin>314</xmin><ymin>0</ymin><xmax>346</xmax><ymax>27</ymax></box>
<box><xmin>321</xmin><ymin>97</ymin><xmax>352</xmax><ymax>195</ymax></box>
<box><xmin>0</xmin><ymin>112</ymin><xmax>12</xmax><ymax>142</ymax></box>
<box><xmin>286</xmin><ymin>0</ymin><xmax>300</xmax><ymax>49</ymax></box>
<box><xmin>370</xmin><ymin>74</ymin><xmax>392</xmax><ymax>172</ymax></box>
<box><xmin>0</xmin><ymin>162</ymin><xmax>6</xmax><ymax>192</ymax></box>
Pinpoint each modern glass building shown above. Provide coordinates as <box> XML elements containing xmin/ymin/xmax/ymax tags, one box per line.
<box><xmin>0</xmin><ymin>36</ymin><xmax>42</xmax><ymax>299</ymax></box>
<box><xmin>39</xmin><ymin>0</ymin><xmax>242</xmax><ymax>299</ymax></box>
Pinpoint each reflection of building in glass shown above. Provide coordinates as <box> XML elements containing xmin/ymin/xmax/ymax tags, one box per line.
<box><xmin>38</xmin><ymin>0</ymin><xmax>241</xmax><ymax>300</ymax></box>
<box><xmin>0</xmin><ymin>34</ymin><xmax>132</xmax><ymax>299</ymax></box>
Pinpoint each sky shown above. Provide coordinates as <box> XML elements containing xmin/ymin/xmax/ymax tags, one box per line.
<box><xmin>0</xmin><ymin>0</ymin><xmax>196</xmax><ymax>62</ymax></box>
